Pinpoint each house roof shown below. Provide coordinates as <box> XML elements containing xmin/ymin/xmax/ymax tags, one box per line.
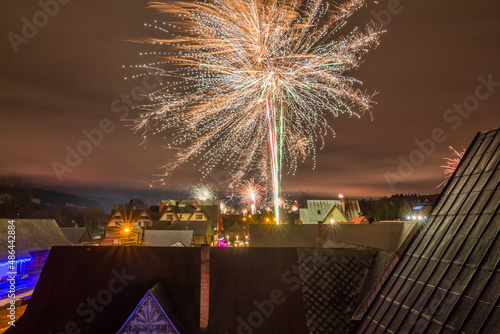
<box><xmin>351</xmin><ymin>216</ymin><xmax>367</xmax><ymax>224</ymax></box>
<box><xmin>6</xmin><ymin>246</ymin><xmax>201</xmax><ymax>334</ymax></box>
<box><xmin>160</xmin><ymin>202</ymin><xmax>219</xmax><ymax>224</ymax></box>
<box><xmin>199</xmin><ymin>205</ymin><xmax>220</xmax><ymax>223</ymax></box>
<box><xmin>249</xmin><ymin>224</ymin><xmax>320</xmax><ymax>247</ymax></box>
<box><xmin>249</xmin><ymin>222</ymin><xmax>419</xmax><ymax>252</ymax></box>
<box><xmin>323</xmin><ymin>241</ymin><xmax>399</xmax><ymax>321</ymax></box>
<box><xmin>357</xmin><ymin>127</ymin><xmax>500</xmax><ymax>334</ymax></box>
<box><xmin>144</xmin><ymin>230</ymin><xmax>193</xmax><ymax>247</ymax></box>
<box><xmin>327</xmin><ymin>206</ymin><xmax>349</xmax><ymax>223</ymax></box>
<box><xmin>208</xmin><ymin>248</ymin><xmax>309</xmax><ymax>333</ymax></box>
<box><xmin>0</xmin><ymin>219</ymin><xmax>72</xmax><ymax>259</ymax></box>
<box><xmin>100</xmin><ymin>222</ymin><xmax>143</xmax><ymax>246</ymax></box>
<box><xmin>7</xmin><ymin>245</ymin><xmax>416</xmax><ymax>334</ymax></box>
<box><xmin>343</xmin><ymin>200</ymin><xmax>362</xmax><ymax>221</ymax></box>
<box><xmin>59</xmin><ymin>226</ymin><xmax>87</xmax><ymax>244</ymax></box>
<box><xmin>178</xmin><ymin>199</ymin><xmax>196</xmax><ymax>207</ymax></box>
<box><xmin>109</xmin><ymin>208</ymin><xmax>150</xmax><ymax>221</ymax></box>
<box><xmin>299</xmin><ymin>200</ymin><xmax>361</xmax><ymax>224</ymax></box>
<box><xmin>297</xmin><ymin>248</ymin><xmax>376</xmax><ymax>333</ymax></box>
<box><xmin>299</xmin><ymin>208</ymin><xmax>309</xmax><ymax>224</ymax></box>
<box><xmin>304</xmin><ymin>200</ymin><xmax>341</xmax><ymax>222</ymax></box>
<box><xmin>151</xmin><ymin>220</ymin><xmax>212</xmax><ymax>237</ymax></box>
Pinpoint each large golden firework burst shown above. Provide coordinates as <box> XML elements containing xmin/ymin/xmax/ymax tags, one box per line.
<box><xmin>134</xmin><ymin>0</ymin><xmax>382</xmax><ymax>219</ymax></box>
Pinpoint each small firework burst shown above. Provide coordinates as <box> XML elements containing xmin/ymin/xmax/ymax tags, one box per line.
<box><xmin>437</xmin><ymin>146</ymin><xmax>466</xmax><ymax>188</ymax></box>
<box><xmin>237</xmin><ymin>178</ymin><xmax>263</xmax><ymax>212</ymax></box>
<box><xmin>190</xmin><ymin>183</ymin><xmax>217</xmax><ymax>201</ymax></box>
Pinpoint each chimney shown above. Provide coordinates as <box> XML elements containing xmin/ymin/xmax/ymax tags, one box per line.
<box><xmin>341</xmin><ymin>200</ymin><xmax>346</xmax><ymax>214</ymax></box>
<box><xmin>317</xmin><ymin>222</ymin><xmax>323</xmax><ymax>247</ymax></box>
<box><xmin>200</xmin><ymin>245</ymin><xmax>210</xmax><ymax>331</ymax></box>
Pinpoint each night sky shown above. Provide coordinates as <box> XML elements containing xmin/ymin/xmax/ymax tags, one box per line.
<box><xmin>1</xmin><ymin>0</ymin><xmax>499</xmax><ymax>203</ymax></box>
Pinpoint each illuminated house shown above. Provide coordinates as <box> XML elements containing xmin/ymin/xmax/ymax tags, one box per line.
<box><xmin>299</xmin><ymin>199</ymin><xmax>361</xmax><ymax>224</ymax></box>
<box><xmin>0</xmin><ymin>219</ymin><xmax>72</xmax><ymax>280</ymax></box>
<box><xmin>154</xmin><ymin>200</ymin><xmax>221</xmax><ymax>245</ymax></box>
<box><xmin>100</xmin><ymin>222</ymin><xmax>143</xmax><ymax>246</ymax></box>
<box><xmin>103</xmin><ymin>208</ymin><xmax>152</xmax><ymax>244</ymax></box>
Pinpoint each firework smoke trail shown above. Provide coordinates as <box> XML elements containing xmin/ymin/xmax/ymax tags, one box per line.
<box><xmin>133</xmin><ymin>0</ymin><xmax>383</xmax><ymax>221</ymax></box>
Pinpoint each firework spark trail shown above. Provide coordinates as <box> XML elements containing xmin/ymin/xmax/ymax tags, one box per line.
<box><xmin>133</xmin><ymin>0</ymin><xmax>383</xmax><ymax>220</ymax></box>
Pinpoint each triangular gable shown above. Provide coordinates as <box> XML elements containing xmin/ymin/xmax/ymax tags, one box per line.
<box><xmin>107</xmin><ymin>209</ymin><xmax>150</xmax><ymax>229</ymax></box>
<box><xmin>138</xmin><ymin>211</ymin><xmax>149</xmax><ymax>219</ymax></box>
<box><xmin>160</xmin><ymin>207</ymin><xmax>180</xmax><ymax>221</ymax></box>
<box><xmin>189</xmin><ymin>207</ymin><xmax>207</xmax><ymax>221</ymax></box>
<box><xmin>117</xmin><ymin>290</ymin><xmax>181</xmax><ymax>334</ymax></box>
<box><xmin>306</xmin><ymin>200</ymin><xmax>341</xmax><ymax>222</ymax></box>
<box><xmin>111</xmin><ymin>210</ymin><xmax>122</xmax><ymax>218</ymax></box>
<box><xmin>161</xmin><ymin>199</ymin><xmax>177</xmax><ymax>206</ymax></box>
<box><xmin>323</xmin><ymin>206</ymin><xmax>348</xmax><ymax>223</ymax></box>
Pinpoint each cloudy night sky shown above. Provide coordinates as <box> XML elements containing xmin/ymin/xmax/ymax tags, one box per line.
<box><xmin>1</xmin><ymin>0</ymin><xmax>499</xmax><ymax>203</ymax></box>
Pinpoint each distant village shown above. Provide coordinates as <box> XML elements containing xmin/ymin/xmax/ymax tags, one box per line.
<box><xmin>0</xmin><ymin>177</ymin><xmax>438</xmax><ymax>248</ymax></box>
<box><xmin>0</xmin><ymin>127</ymin><xmax>497</xmax><ymax>334</ymax></box>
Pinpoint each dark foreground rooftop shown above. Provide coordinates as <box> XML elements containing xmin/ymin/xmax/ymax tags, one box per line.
<box><xmin>357</xmin><ymin>127</ymin><xmax>500</xmax><ymax>333</ymax></box>
<box><xmin>7</xmin><ymin>245</ymin><xmax>395</xmax><ymax>333</ymax></box>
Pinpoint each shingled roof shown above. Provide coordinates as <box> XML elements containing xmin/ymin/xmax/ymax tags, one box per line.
<box><xmin>357</xmin><ymin>127</ymin><xmax>500</xmax><ymax>333</ymax></box>
<box><xmin>8</xmin><ymin>246</ymin><xmax>395</xmax><ymax>334</ymax></box>
<box><xmin>7</xmin><ymin>246</ymin><xmax>201</xmax><ymax>334</ymax></box>
<box><xmin>0</xmin><ymin>219</ymin><xmax>72</xmax><ymax>260</ymax></box>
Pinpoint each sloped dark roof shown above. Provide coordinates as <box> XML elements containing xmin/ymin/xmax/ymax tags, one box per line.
<box><xmin>200</xmin><ymin>204</ymin><xmax>220</xmax><ymax>223</ymax></box>
<box><xmin>144</xmin><ymin>230</ymin><xmax>193</xmax><ymax>247</ymax></box>
<box><xmin>357</xmin><ymin>127</ymin><xmax>500</xmax><ymax>333</ymax></box>
<box><xmin>250</xmin><ymin>223</ymin><xmax>419</xmax><ymax>252</ymax></box>
<box><xmin>323</xmin><ymin>241</ymin><xmax>400</xmax><ymax>321</ymax></box>
<box><xmin>59</xmin><ymin>226</ymin><xmax>87</xmax><ymax>244</ymax></box>
<box><xmin>298</xmin><ymin>248</ymin><xmax>376</xmax><ymax>333</ymax></box>
<box><xmin>343</xmin><ymin>200</ymin><xmax>362</xmax><ymax>221</ymax></box>
<box><xmin>10</xmin><ymin>246</ymin><xmax>395</xmax><ymax>334</ymax></box>
<box><xmin>208</xmin><ymin>248</ymin><xmax>309</xmax><ymax>333</ymax></box>
<box><xmin>0</xmin><ymin>219</ymin><xmax>72</xmax><ymax>259</ymax></box>
<box><xmin>177</xmin><ymin>206</ymin><xmax>195</xmax><ymax>214</ymax></box>
<box><xmin>109</xmin><ymin>208</ymin><xmax>150</xmax><ymax>221</ymax></box>
<box><xmin>249</xmin><ymin>224</ymin><xmax>320</xmax><ymax>247</ymax></box>
<box><xmin>6</xmin><ymin>246</ymin><xmax>201</xmax><ymax>334</ymax></box>
<box><xmin>151</xmin><ymin>220</ymin><xmax>212</xmax><ymax>236</ymax></box>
